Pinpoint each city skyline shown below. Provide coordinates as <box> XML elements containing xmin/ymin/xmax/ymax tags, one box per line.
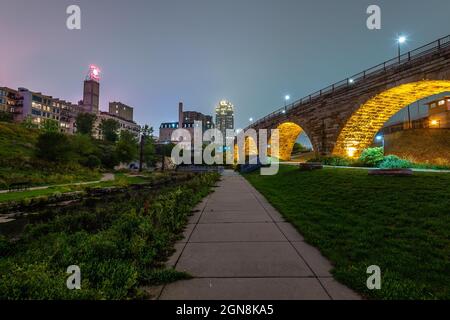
<box><xmin>1</xmin><ymin>0</ymin><xmax>450</xmax><ymax>135</ymax></box>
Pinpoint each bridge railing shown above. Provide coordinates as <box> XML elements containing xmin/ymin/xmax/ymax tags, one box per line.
<box><xmin>247</xmin><ymin>34</ymin><xmax>450</xmax><ymax>129</ymax></box>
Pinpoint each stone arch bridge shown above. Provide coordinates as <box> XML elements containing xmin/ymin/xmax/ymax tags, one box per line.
<box><xmin>242</xmin><ymin>35</ymin><xmax>450</xmax><ymax>160</ymax></box>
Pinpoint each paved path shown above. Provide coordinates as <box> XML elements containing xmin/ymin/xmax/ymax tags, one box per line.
<box><xmin>154</xmin><ymin>170</ymin><xmax>360</xmax><ymax>300</ymax></box>
<box><xmin>0</xmin><ymin>173</ymin><xmax>115</xmax><ymax>194</ymax></box>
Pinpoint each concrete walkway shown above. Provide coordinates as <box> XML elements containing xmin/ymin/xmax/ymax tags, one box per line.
<box><xmin>154</xmin><ymin>170</ymin><xmax>360</xmax><ymax>300</ymax></box>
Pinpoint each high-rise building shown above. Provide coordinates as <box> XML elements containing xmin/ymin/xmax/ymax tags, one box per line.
<box><xmin>109</xmin><ymin>102</ymin><xmax>134</xmax><ymax>122</ymax></box>
<box><xmin>215</xmin><ymin>100</ymin><xmax>234</xmax><ymax>138</ymax></box>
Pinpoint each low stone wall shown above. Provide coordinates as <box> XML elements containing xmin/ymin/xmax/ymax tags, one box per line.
<box><xmin>384</xmin><ymin>128</ymin><xmax>450</xmax><ymax>165</ymax></box>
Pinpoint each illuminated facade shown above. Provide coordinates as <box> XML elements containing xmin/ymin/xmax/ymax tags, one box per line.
<box><xmin>215</xmin><ymin>100</ymin><xmax>234</xmax><ymax>139</ymax></box>
<box><xmin>109</xmin><ymin>102</ymin><xmax>134</xmax><ymax>122</ymax></box>
<box><xmin>0</xmin><ymin>87</ymin><xmax>22</xmax><ymax>120</ymax></box>
<box><xmin>426</xmin><ymin>96</ymin><xmax>450</xmax><ymax>128</ymax></box>
<box><xmin>1</xmin><ymin>65</ymin><xmax>141</xmax><ymax>137</ymax></box>
<box><xmin>94</xmin><ymin>111</ymin><xmax>140</xmax><ymax>140</ymax></box>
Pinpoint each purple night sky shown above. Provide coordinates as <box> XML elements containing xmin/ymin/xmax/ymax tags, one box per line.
<box><xmin>1</xmin><ymin>0</ymin><xmax>450</xmax><ymax>136</ymax></box>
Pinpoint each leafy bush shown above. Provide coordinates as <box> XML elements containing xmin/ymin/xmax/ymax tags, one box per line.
<box><xmin>36</xmin><ymin>132</ymin><xmax>71</xmax><ymax>163</ymax></box>
<box><xmin>359</xmin><ymin>147</ymin><xmax>384</xmax><ymax>167</ymax></box>
<box><xmin>83</xmin><ymin>155</ymin><xmax>101</xmax><ymax>169</ymax></box>
<box><xmin>378</xmin><ymin>155</ymin><xmax>412</xmax><ymax>169</ymax></box>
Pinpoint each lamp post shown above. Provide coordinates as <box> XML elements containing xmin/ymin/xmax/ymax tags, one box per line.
<box><xmin>397</xmin><ymin>36</ymin><xmax>406</xmax><ymax>63</ymax></box>
<box><xmin>283</xmin><ymin>94</ymin><xmax>290</xmax><ymax>114</ymax></box>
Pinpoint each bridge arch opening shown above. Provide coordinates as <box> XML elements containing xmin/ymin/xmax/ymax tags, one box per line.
<box><xmin>234</xmin><ymin>135</ymin><xmax>258</xmax><ymax>162</ymax></box>
<box><xmin>333</xmin><ymin>80</ymin><xmax>450</xmax><ymax>158</ymax></box>
<box><xmin>270</xmin><ymin>122</ymin><xmax>312</xmax><ymax>161</ymax></box>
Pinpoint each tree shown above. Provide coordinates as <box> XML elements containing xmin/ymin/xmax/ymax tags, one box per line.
<box><xmin>99</xmin><ymin>118</ymin><xmax>120</xmax><ymax>143</ymax></box>
<box><xmin>0</xmin><ymin>111</ymin><xmax>13</xmax><ymax>123</ymax></box>
<box><xmin>36</xmin><ymin>132</ymin><xmax>71</xmax><ymax>162</ymax></box>
<box><xmin>75</xmin><ymin>112</ymin><xmax>97</xmax><ymax>135</ymax></box>
<box><xmin>41</xmin><ymin>118</ymin><xmax>60</xmax><ymax>133</ymax></box>
<box><xmin>70</xmin><ymin>133</ymin><xmax>98</xmax><ymax>165</ymax></box>
<box><xmin>96</xmin><ymin>141</ymin><xmax>119</xmax><ymax>169</ymax></box>
<box><xmin>21</xmin><ymin>116</ymin><xmax>39</xmax><ymax>129</ymax></box>
<box><xmin>115</xmin><ymin>131</ymin><xmax>138</xmax><ymax>164</ymax></box>
<box><xmin>139</xmin><ymin>125</ymin><xmax>155</xmax><ymax>171</ymax></box>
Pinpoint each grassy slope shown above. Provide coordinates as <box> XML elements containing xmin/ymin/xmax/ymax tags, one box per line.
<box><xmin>245</xmin><ymin>165</ymin><xmax>450</xmax><ymax>299</ymax></box>
<box><xmin>0</xmin><ymin>122</ymin><xmax>100</xmax><ymax>188</ymax></box>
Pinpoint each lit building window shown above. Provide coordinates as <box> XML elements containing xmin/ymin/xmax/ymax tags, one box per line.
<box><xmin>438</xmin><ymin>100</ymin><xmax>445</xmax><ymax>106</ymax></box>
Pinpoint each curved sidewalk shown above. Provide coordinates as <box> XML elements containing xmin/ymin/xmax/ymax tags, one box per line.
<box><xmin>155</xmin><ymin>170</ymin><xmax>360</xmax><ymax>300</ymax></box>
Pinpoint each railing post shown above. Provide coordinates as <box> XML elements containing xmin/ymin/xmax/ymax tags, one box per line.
<box><xmin>438</xmin><ymin>39</ymin><xmax>441</xmax><ymax>50</ymax></box>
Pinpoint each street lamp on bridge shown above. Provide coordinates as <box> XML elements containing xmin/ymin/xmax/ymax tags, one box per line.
<box><xmin>284</xmin><ymin>94</ymin><xmax>290</xmax><ymax>113</ymax></box>
<box><xmin>397</xmin><ymin>35</ymin><xmax>407</xmax><ymax>62</ymax></box>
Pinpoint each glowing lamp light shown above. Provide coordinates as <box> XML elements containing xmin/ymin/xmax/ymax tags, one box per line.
<box><xmin>285</xmin><ymin>95</ymin><xmax>290</xmax><ymax>101</ymax></box>
<box><xmin>249</xmin><ymin>117</ymin><xmax>253</xmax><ymax>122</ymax></box>
<box><xmin>282</xmin><ymin>110</ymin><xmax>286</xmax><ymax>114</ymax></box>
<box><xmin>346</xmin><ymin>147</ymin><xmax>357</xmax><ymax>158</ymax></box>
<box><xmin>398</xmin><ymin>36</ymin><xmax>407</xmax><ymax>44</ymax></box>
<box><xmin>349</xmin><ymin>78</ymin><xmax>354</xmax><ymax>84</ymax></box>
<box><xmin>376</xmin><ymin>135</ymin><xmax>383</xmax><ymax>141</ymax></box>
<box><xmin>89</xmin><ymin>65</ymin><xmax>101</xmax><ymax>81</ymax></box>
<box><xmin>430</xmin><ymin>119</ymin><xmax>439</xmax><ymax>127</ymax></box>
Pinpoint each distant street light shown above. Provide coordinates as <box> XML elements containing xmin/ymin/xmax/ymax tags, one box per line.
<box><xmin>284</xmin><ymin>94</ymin><xmax>290</xmax><ymax>107</ymax></box>
<box><xmin>249</xmin><ymin>117</ymin><xmax>253</xmax><ymax>122</ymax></box>
<box><xmin>349</xmin><ymin>78</ymin><xmax>354</xmax><ymax>84</ymax></box>
<box><xmin>397</xmin><ymin>35</ymin><xmax>407</xmax><ymax>62</ymax></box>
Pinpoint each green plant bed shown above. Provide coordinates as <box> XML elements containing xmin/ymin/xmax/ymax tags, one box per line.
<box><xmin>0</xmin><ymin>172</ymin><xmax>219</xmax><ymax>299</ymax></box>
<box><xmin>244</xmin><ymin>165</ymin><xmax>450</xmax><ymax>299</ymax></box>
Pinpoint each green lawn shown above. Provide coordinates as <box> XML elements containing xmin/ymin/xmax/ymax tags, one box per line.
<box><xmin>244</xmin><ymin>165</ymin><xmax>450</xmax><ymax>299</ymax></box>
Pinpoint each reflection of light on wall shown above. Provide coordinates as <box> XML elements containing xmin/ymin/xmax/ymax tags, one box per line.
<box><xmin>271</xmin><ymin>122</ymin><xmax>303</xmax><ymax>161</ymax></box>
<box><xmin>430</xmin><ymin>119</ymin><xmax>440</xmax><ymax>127</ymax></box>
<box><xmin>334</xmin><ymin>80</ymin><xmax>450</xmax><ymax>158</ymax></box>
<box><xmin>346</xmin><ymin>147</ymin><xmax>357</xmax><ymax>158</ymax></box>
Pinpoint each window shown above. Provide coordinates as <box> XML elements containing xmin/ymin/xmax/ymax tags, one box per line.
<box><xmin>430</xmin><ymin>103</ymin><xmax>436</xmax><ymax>108</ymax></box>
<box><xmin>438</xmin><ymin>100</ymin><xmax>445</xmax><ymax>106</ymax></box>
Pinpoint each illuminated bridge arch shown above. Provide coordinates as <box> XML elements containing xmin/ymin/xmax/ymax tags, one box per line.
<box><xmin>234</xmin><ymin>135</ymin><xmax>258</xmax><ymax>162</ymax></box>
<box><xmin>333</xmin><ymin>80</ymin><xmax>450</xmax><ymax>158</ymax></box>
<box><xmin>270</xmin><ymin>122</ymin><xmax>304</xmax><ymax>161</ymax></box>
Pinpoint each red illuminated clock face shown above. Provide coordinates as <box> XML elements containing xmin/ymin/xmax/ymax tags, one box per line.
<box><xmin>89</xmin><ymin>65</ymin><xmax>100</xmax><ymax>81</ymax></box>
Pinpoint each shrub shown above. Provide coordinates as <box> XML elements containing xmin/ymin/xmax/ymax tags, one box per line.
<box><xmin>308</xmin><ymin>156</ymin><xmax>352</xmax><ymax>166</ymax></box>
<box><xmin>0</xmin><ymin>172</ymin><xmax>220</xmax><ymax>299</ymax></box>
<box><xmin>359</xmin><ymin>147</ymin><xmax>384</xmax><ymax>167</ymax></box>
<box><xmin>378</xmin><ymin>155</ymin><xmax>412</xmax><ymax>169</ymax></box>
<box><xmin>83</xmin><ymin>155</ymin><xmax>101</xmax><ymax>169</ymax></box>
<box><xmin>35</xmin><ymin>132</ymin><xmax>71</xmax><ymax>162</ymax></box>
